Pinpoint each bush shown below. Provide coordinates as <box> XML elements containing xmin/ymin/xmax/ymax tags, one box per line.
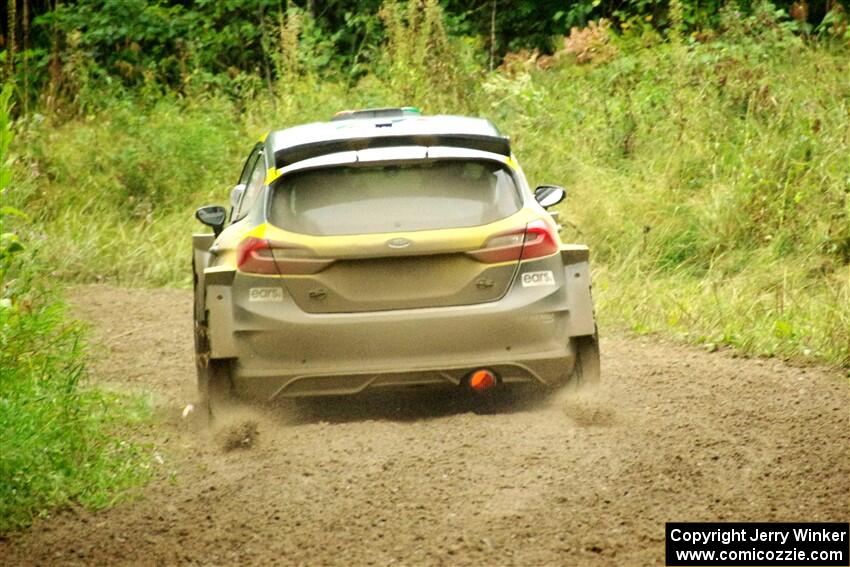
<box><xmin>505</xmin><ymin>11</ymin><xmax>849</xmax><ymax>366</ymax></box>
<box><xmin>0</xmin><ymin>87</ymin><xmax>150</xmax><ymax>532</ymax></box>
<box><xmin>5</xmin><ymin>4</ymin><xmax>849</xmax><ymax>370</ymax></box>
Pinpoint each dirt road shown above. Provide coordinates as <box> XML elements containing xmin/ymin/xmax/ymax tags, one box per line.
<box><xmin>1</xmin><ymin>286</ymin><xmax>847</xmax><ymax>566</ymax></box>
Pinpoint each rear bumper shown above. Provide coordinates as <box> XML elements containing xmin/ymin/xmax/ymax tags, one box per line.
<box><xmin>234</xmin><ymin>356</ymin><xmax>575</xmax><ymax>400</ymax></box>
<box><xmin>205</xmin><ymin>254</ymin><xmax>595</xmax><ymax>399</ymax></box>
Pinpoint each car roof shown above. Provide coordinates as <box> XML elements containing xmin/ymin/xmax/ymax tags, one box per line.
<box><xmin>265</xmin><ymin>114</ymin><xmax>511</xmax><ymax>169</ymax></box>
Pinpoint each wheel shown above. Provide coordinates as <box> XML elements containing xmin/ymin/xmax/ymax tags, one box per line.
<box><xmin>572</xmin><ymin>333</ymin><xmax>601</xmax><ymax>388</ymax></box>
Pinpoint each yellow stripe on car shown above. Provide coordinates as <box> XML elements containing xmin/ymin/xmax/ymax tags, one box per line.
<box><xmin>265</xmin><ymin>167</ymin><xmax>281</xmax><ymax>185</ymax></box>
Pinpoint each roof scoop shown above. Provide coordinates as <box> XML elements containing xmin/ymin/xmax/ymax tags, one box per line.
<box><xmin>332</xmin><ymin>107</ymin><xmax>422</xmax><ymax>121</ymax></box>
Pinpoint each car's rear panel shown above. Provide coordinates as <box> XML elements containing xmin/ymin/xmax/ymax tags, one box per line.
<box><xmin>205</xmin><ymin>249</ymin><xmax>595</xmax><ymax>399</ymax></box>
<box><xmin>281</xmin><ymin>254</ymin><xmax>518</xmax><ymax>313</ymax></box>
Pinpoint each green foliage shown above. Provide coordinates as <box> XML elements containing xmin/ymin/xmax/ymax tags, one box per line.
<box><xmin>0</xmin><ymin>271</ymin><xmax>152</xmax><ymax>531</ymax></box>
<box><xmin>12</xmin><ymin>3</ymin><xmax>848</xmax><ymax>368</ymax></box>
<box><xmin>502</xmin><ymin>13</ymin><xmax>850</xmax><ymax>365</ymax></box>
<box><xmin>512</xmin><ymin>17</ymin><xmax>849</xmax><ymax>272</ymax></box>
<box><xmin>1</xmin><ymin>85</ymin><xmax>24</xmax><ymax>276</ymax></box>
<box><xmin>377</xmin><ymin>0</ymin><xmax>481</xmax><ymax>111</ymax></box>
<box><xmin>2</xmin><ymin>3</ymin><xmax>848</xmax><ymax>376</ymax></box>
<box><xmin>6</xmin><ymin>0</ymin><xmax>848</xmax><ymax>113</ymax></box>
<box><xmin>0</xmin><ymin>85</ymin><xmax>12</xmax><ymax>190</ymax></box>
<box><xmin>0</xmin><ymin>0</ymin><xmax>846</xmax><ymax>535</ymax></box>
<box><xmin>0</xmin><ymin>85</ymin><xmax>151</xmax><ymax>532</ymax></box>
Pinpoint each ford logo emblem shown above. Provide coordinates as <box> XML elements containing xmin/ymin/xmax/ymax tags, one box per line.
<box><xmin>387</xmin><ymin>238</ymin><xmax>412</xmax><ymax>249</ymax></box>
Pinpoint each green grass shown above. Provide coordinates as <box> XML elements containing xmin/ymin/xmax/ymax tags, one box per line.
<box><xmin>501</xmin><ymin>32</ymin><xmax>850</xmax><ymax>366</ymax></box>
<box><xmin>0</xmin><ymin>244</ymin><xmax>154</xmax><ymax>532</ymax></box>
<box><xmin>1</xmin><ymin>87</ymin><xmax>152</xmax><ymax>532</ymax></box>
<box><xmin>7</xmin><ymin>12</ymin><xmax>849</xmax><ymax>368</ymax></box>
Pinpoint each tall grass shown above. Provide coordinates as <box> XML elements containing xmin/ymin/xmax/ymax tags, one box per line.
<box><xmin>1</xmin><ymin>86</ymin><xmax>151</xmax><ymax>532</ymax></box>
<box><xmin>0</xmin><ymin>276</ymin><xmax>152</xmax><ymax>530</ymax></box>
<box><xmin>494</xmin><ymin>12</ymin><xmax>850</xmax><ymax>366</ymax></box>
<box><xmin>7</xmin><ymin>3</ymin><xmax>849</xmax><ymax>367</ymax></box>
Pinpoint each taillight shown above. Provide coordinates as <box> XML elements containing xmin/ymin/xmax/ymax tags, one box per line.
<box><xmin>236</xmin><ymin>237</ymin><xmax>279</xmax><ymax>274</ymax></box>
<box><xmin>236</xmin><ymin>237</ymin><xmax>334</xmax><ymax>275</ymax></box>
<box><xmin>469</xmin><ymin>219</ymin><xmax>559</xmax><ymax>263</ymax></box>
<box><xmin>468</xmin><ymin>230</ymin><xmax>525</xmax><ymax>263</ymax></box>
<box><xmin>520</xmin><ymin>219</ymin><xmax>559</xmax><ymax>260</ymax></box>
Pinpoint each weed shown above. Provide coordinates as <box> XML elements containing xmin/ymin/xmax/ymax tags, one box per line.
<box><xmin>5</xmin><ymin>6</ymin><xmax>850</xmax><ymax>369</ymax></box>
<box><xmin>1</xmin><ymin>86</ymin><xmax>151</xmax><ymax>532</ymax></box>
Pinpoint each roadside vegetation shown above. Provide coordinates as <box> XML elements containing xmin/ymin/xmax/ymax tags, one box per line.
<box><xmin>1</xmin><ymin>0</ymin><xmax>848</xmax><ymax>529</ymax></box>
<box><xmin>0</xmin><ymin>86</ymin><xmax>151</xmax><ymax>531</ymax></box>
<box><xmin>7</xmin><ymin>1</ymin><xmax>848</xmax><ymax>366</ymax></box>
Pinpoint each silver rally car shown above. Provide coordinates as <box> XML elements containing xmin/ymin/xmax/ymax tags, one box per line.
<box><xmin>193</xmin><ymin>107</ymin><xmax>600</xmax><ymax>410</ymax></box>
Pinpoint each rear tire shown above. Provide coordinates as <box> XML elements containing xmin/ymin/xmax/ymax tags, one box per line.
<box><xmin>572</xmin><ymin>333</ymin><xmax>601</xmax><ymax>388</ymax></box>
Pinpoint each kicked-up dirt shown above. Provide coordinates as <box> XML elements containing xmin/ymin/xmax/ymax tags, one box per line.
<box><xmin>0</xmin><ymin>285</ymin><xmax>847</xmax><ymax>566</ymax></box>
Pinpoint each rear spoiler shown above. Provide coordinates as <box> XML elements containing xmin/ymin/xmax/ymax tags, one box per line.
<box><xmin>274</xmin><ymin>133</ymin><xmax>511</xmax><ymax>168</ymax></box>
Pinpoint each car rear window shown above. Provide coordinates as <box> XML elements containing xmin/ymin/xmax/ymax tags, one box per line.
<box><xmin>269</xmin><ymin>160</ymin><xmax>522</xmax><ymax>236</ymax></box>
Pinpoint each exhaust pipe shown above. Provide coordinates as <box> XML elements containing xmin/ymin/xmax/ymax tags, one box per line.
<box><xmin>467</xmin><ymin>369</ymin><xmax>498</xmax><ymax>393</ymax></box>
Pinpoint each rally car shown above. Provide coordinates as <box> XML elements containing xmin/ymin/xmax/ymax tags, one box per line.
<box><xmin>192</xmin><ymin>107</ymin><xmax>599</xmax><ymax>411</ymax></box>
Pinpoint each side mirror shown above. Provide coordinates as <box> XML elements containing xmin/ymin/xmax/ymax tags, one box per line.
<box><xmin>195</xmin><ymin>205</ymin><xmax>227</xmax><ymax>236</ymax></box>
<box><xmin>230</xmin><ymin>183</ymin><xmax>247</xmax><ymax>209</ymax></box>
<box><xmin>534</xmin><ymin>185</ymin><xmax>566</xmax><ymax>209</ymax></box>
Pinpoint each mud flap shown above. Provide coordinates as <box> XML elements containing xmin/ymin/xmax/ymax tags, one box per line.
<box><xmin>574</xmin><ymin>334</ymin><xmax>601</xmax><ymax>387</ymax></box>
<box><xmin>193</xmin><ymin>234</ymin><xmax>216</xmax><ymax>323</ymax></box>
<box><xmin>562</xmin><ymin>257</ymin><xmax>596</xmax><ymax>336</ymax></box>
<box><xmin>193</xmin><ymin>314</ymin><xmax>234</xmax><ymax>419</ymax></box>
<box><xmin>207</xmin><ymin>284</ymin><xmax>238</xmax><ymax>358</ymax></box>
